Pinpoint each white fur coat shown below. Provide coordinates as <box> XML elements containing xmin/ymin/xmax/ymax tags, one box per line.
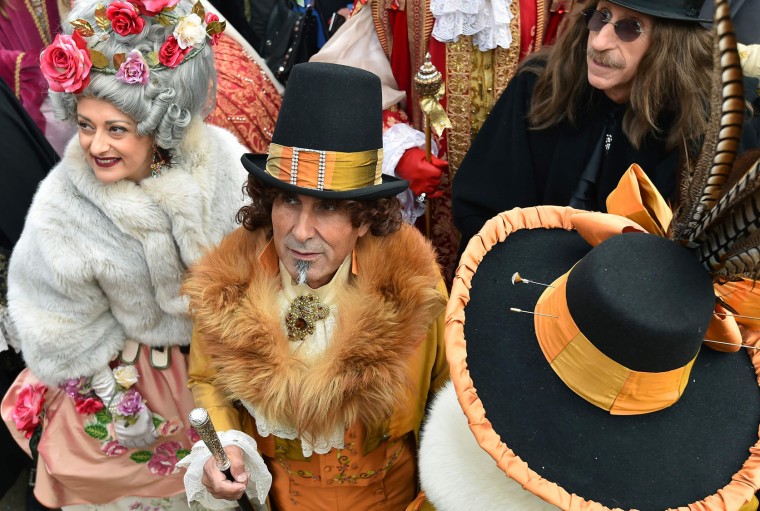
<box><xmin>8</xmin><ymin>122</ymin><xmax>249</xmax><ymax>385</ymax></box>
<box><xmin>419</xmin><ymin>381</ymin><xmax>559</xmax><ymax>510</ymax></box>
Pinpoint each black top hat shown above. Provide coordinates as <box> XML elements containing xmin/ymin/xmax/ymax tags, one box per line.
<box><xmin>242</xmin><ymin>62</ymin><xmax>409</xmax><ymax>200</ymax></box>
<box><xmin>607</xmin><ymin>0</ymin><xmax>712</xmax><ymax>22</ymax></box>
<box><xmin>444</xmin><ymin>207</ymin><xmax>760</xmax><ymax>510</ymax></box>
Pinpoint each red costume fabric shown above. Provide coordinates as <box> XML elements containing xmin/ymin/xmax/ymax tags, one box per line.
<box><xmin>205</xmin><ymin>33</ymin><xmax>282</xmax><ymax>154</ymax></box>
<box><xmin>0</xmin><ymin>0</ymin><xmax>61</xmax><ymax>133</ymax></box>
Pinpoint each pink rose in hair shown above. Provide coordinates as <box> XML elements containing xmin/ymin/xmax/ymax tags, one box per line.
<box><xmin>115</xmin><ymin>50</ymin><xmax>150</xmax><ymax>85</ymax></box>
<box><xmin>12</xmin><ymin>384</ymin><xmax>46</xmax><ymax>439</ymax></box>
<box><xmin>39</xmin><ymin>31</ymin><xmax>92</xmax><ymax>94</ymax></box>
<box><xmin>158</xmin><ymin>35</ymin><xmax>190</xmax><ymax>68</ymax></box>
<box><xmin>107</xmin><ymin>1</ymin><xmax>145</xmax><ymax>36</ymax></box>
<box><xmin>132</xmin><ymin>0</ymin><xmax>179</xmax><ymax>16</ymax></box>
<box><xmin>205</xmin><ymin>12</ymin><xmax>222</xmax><ymax>46</ymax></box>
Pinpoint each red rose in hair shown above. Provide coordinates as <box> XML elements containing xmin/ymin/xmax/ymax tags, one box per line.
<box><xmin>39</xmin><ymin>31</ymin><xmax>92</xmax><ymax>94</ymax></box>
<box><xmin>11</xmin><ymin>384</ymin><xmax>47</xmax><ymax>439</ymax></box>
<box><xmin>158</xmin><ymin>35</ymin><xmax>190</xmax><ymax>68</ymax></box>
<box><xmin>205</xmin><ymin>12</ymin><xmax>222</xmax><ymax>46</ymax></box>
<box><xmin>107</xmin><ymin>1</ymin><xmax>145</xmax><ymax>36</ymax></box>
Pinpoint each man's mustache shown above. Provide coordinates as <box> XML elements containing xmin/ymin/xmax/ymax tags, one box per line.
<box><xmin>587</xmin><ymin>49</ymin><xmax>625</xmax><ymax>69</ymax></box>
<box><xmin>286</xmin><ymin>239</ymin><xmax>324</xmax><ymax>253</ymax></box>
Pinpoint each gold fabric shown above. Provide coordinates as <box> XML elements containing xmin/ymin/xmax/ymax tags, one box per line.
<box><xmin>266</xmin><ymin>143</ymin><xmax>383</xmax><ymax>191</ymax></box>
<box><xmin>535</xmin><ymin>268</ymin><xmax>696</xmax><ymax>415</ymax></box>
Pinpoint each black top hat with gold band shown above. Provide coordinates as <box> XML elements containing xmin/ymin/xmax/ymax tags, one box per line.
<box><xmin>434</xmin><ymin>207</ymin><xmax>760</xmax><ymax>510</ymax></box>
<box><xmin>534</xmin><ymin>231</ymin><xmax>716</xmax><ymax>415</ymax></box>
<box><xmin>241</xmin><ymin>62</ymin><xmax>409</xmax><ymax>200</ymax></box>
<box><xmin>607</xmin><ymin>0</ymin><xmax>711</xmax><ymax>22</ymax></box>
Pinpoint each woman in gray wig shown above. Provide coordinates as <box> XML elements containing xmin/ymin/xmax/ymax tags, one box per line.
<box><xmin>0</xmin><ymin>0</ymin><xmax>248</xmax><ymax>509</ymax></box>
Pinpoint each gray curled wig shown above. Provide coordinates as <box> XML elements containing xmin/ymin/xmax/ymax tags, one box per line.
<box><xmin>51</xmin><ymin>0</ymin><xmax>217</xmax><ymax>149</ymax></box>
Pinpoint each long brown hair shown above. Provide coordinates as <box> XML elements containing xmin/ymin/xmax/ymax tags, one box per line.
<box><xmin>522</xmin><ymin>1</ymin><xmax>713</xmax><ymax>151</ymax></box>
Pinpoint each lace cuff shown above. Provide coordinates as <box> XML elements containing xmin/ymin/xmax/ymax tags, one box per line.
<box><xmin>431</xmin><ymin>0</ymin><xmax>513</xmax><ymax>51</ymax></box>
<box><xmin>177</xmin><ymin>430</ymin><xmax>272</xmax><ymax>510</ymax></box>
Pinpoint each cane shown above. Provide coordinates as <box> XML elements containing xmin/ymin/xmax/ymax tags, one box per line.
<box><xmin>413</xmin><ymin>53</ymin><xmax>451</xmax><ymax>239</ymax></box>
<box><xmin>188</xmin><ymin>408</ymin><xmax>256</xmax><ymax>511</ymax></box>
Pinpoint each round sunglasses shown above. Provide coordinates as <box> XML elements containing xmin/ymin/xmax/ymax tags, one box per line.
<box><xmin>581</xmin><ymin>8</ymin><xmax>646</xmax><ymax>42</ymax></box>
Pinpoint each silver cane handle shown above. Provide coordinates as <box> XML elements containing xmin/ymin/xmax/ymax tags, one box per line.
<box><xmin>188</xmin><ymin>407</ymin><xmax>231</xmax><ymax>472</ymax></box>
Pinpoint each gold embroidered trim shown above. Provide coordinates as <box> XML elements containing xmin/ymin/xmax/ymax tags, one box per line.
<box><xmin>24</xmin><ymin>0</ymin><xmax>51</xmax><ymax>45</ymax></box>
<box><xmin>13</xmin><ymin>52</ymin><xmax>24</xmax><ymax>99</ymax></box>
<box><xmin>285</xmin><ymin>294</ymin><xmax>329</xmax><ymax>343</ymax></box>
<box><xmin>535</xmin><ymin>0</ymin><xmax>546</xmax><ymax>52</ymax></box>
<box><xmin>444</xmin><ymin>36</ymin><xmax>472</xmax><ymax>175</ymax></box>
<box><xmin>444</xmin><ymin>0</ymin><xmax>520</xmax><ymax>177</ymax></box>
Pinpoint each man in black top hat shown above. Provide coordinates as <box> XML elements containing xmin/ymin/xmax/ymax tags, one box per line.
<box><xmin>452</xmin><ymin>0</ymin><xmax>716</xmax><ymax>248</ymax></box>
<box><xmin>183</xmin><ymin>62</ymin><xmax>449</xmax><ymax>511</ymax></box>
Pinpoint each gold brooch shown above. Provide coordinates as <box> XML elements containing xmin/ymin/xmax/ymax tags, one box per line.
<box><xmin>285</xmin><ymin>294</ymin><xmax>329</xmax><ymax>342</ymax></box>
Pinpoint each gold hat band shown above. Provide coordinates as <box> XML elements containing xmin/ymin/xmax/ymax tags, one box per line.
<box><xmin>534</xmin><ymin>270</ymin><xmax>696</xmax><ymax>415</ymax></box>
<box><xmin>265</xmin><ymin>143</ymin><xmax>383</xmax><ymax>192</ymax></box>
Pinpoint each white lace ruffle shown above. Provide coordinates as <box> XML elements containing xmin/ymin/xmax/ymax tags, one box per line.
<box><xmin>177</xmin><ymin>430</ymin><xmax>272</xmax><ymax>510</ymax></box>
<box><xmin>383</xmin><ymin>123</ymin><xmax>439</xmax><ymax>224</ymax></box>
<box><xmin>431</xmin><ymin>0</ymin><xmax>513</xmax><ymax>51</ymax></box>
<box><xmin>240</xmin><ymin>400</ymin><xmax>345</xmax><ymax>458</ymax></box>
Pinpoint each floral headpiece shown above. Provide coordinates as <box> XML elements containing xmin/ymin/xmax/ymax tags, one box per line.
<box><xmin>40</xmin><ymin>0</ymin><xmax>225</xmax><ymax>94</ymax></box>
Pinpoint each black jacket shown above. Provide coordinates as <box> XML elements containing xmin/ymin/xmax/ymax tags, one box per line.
<box><xmin>0</xmin><ymin>77</ymin><xmax>57</xmax><ymax>250</ymax></box>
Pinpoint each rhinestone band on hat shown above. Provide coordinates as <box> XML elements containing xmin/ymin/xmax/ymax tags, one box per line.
<box><xmin>290</xmin><ymin>147</ymin><xmax>328</xmax><ymax>190</ymax></box>
<box><xmin>290</xmin><ymin>148</ymin><xmax>300</xmax><ymax>185</ymax></box>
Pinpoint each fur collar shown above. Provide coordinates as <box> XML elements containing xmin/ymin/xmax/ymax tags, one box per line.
<box><xmin>184</xmin><ymin>224</ymin><xmax>445</xmax><ymax>440</ymax></box>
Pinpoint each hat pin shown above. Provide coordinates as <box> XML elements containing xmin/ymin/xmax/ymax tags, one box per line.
<box><xmin>511</xmin><ymin>272</ymin><xmax>556</xmax><ymax>288</ymax></box>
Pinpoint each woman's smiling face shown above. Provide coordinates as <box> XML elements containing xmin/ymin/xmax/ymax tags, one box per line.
<box><xmin>76</xmin><ymin>97</ymin><xmax>154</xmax><ymax>184</ymax></box>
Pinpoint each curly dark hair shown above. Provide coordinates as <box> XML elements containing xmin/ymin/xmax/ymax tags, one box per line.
<box><xmin>236</xmin><ymin>176</ymin><xmax>404</xmax><ymax>237</ymax></box>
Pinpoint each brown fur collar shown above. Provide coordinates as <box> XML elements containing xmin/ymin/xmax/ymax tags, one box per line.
<box><xmin>184</xmin><ymin>224</ymin><xmax>445</xmax><ymax>440</ymax></box>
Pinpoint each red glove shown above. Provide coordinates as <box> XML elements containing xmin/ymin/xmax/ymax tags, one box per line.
<box><xmin>395</xmin><ymin>147</ymin><xmax>447</xmax><ymax>198</ymax></box>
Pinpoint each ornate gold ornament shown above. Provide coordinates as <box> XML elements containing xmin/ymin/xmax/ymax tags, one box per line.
<box><xmin>285</xmin><ymin>294</ymin><xmax>329</xmax><ymax>342</ymax></box>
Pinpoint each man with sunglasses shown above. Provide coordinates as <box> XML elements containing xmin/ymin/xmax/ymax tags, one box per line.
<box><xmin>452</xmin><ymin>0</ymin><xmax>714</xmax><ymax>247</ymax></box>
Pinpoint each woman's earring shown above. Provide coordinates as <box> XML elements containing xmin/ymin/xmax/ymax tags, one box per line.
<box><xmin>150</xmin><ymin>146</ymin><xmax>170</xmax><ymax>177</ymax></box>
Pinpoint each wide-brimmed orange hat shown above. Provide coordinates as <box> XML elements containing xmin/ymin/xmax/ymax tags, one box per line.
<box><xmin>419</xmin><ymin>0</ymin><xmax>760</xmax><ymax>507</ymax></box>
<box><xmin>422</xmin><ymin>206</ymin><xmax>760</xmax><ymax>510</ymax></box>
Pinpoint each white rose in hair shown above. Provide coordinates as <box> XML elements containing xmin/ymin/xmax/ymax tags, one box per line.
<box><xmin>173</xmin><ymin>13</ymin><xmax>206</xmax><ymax>49</ymax></box>
<box><xmin>113</xmin><ymin>365</ymin><xmax>140</xmax><ymax>389</ymax></box>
